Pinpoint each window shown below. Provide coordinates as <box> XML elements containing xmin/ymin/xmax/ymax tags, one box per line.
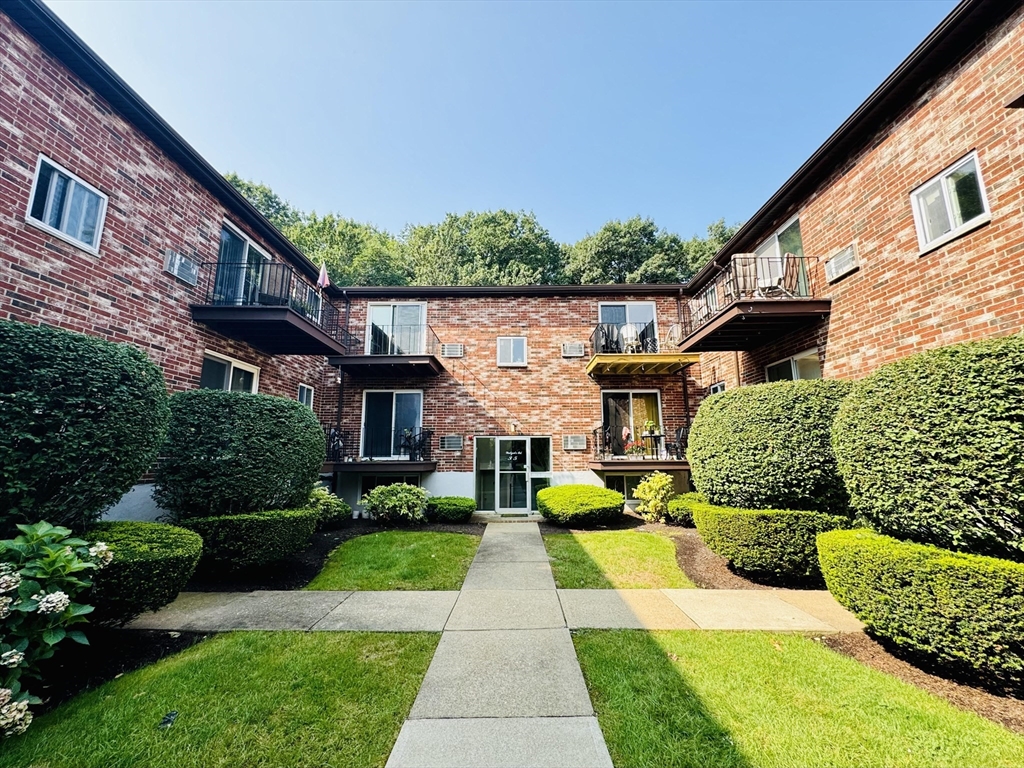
<box><xmin>598</xmin><ymin>302</ymin><xmax>657</xmax><ymax>352</ymax></box>
<box><xmin>497</xmin><ymin>336</ymin><xmax>527</xmax><ymax>367</ymax></box>
<box><xmin>298</xmin><ymin>384</ymin><xmax>315</xmax><ymax>409</ymax></box>
<box><xmin>911</xmin><ymin>152</ymin><xmax>990</xmax><ymax>252</ymax></box>
<box><xmin>361</xmin><ymin>390</ymin><xmax>423</xmax><ymax>458</ymax></box>
<box><xmin>474</xmin><ymin>436</ymin><xmax>552</xmax><ymax>512</ymax></box>
<box><xmin>27</xmin><ymin>155</ymin><xmax>108</xmax><ymax>253</ymax></box>
<box><xmin>708</xmin><ymin>382</ymin><xmax>726</xmax><ymax>395</ymax></box>
<box><xmin>199</xmin><ymin>353</ymin><xmax>259</xmax><ymax>393</ymax></box>
<box><xmin>607</xmin><ymin>471</ymin><xmax>690</xmax><ymax>499</ymax></box>
<box><xmin>753</xmin><ymin>217</ymin><xmax>806</xmax><ymax>293</ymax></box>
<box><xmin>602</xmin><ymin>390</ymin><xmax>663</xmax><ymax>455</ymax></box>
<box><xmin>368</xmin><ymin>303</ymin><xmax>426</xmax><ymax>355</ymax></box>
<box><xmin>766</xmin><ymin>349</ymin><xmax>821</xmax><ymax>382</ymax></box>
<box><xmin>360</xmin><ymin>474</ymin><xmax>420</xmax><ymax>497</ymax></box>
<box><xmin>212</xmin><ymin>224</ymin><xmax>272</xmax><ymax>306</ymax></box>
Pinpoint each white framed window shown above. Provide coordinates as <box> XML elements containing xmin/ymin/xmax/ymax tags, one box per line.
<box><xmin>26</xmin><ymin>155</ymin><xmax>108</xmax><ymax>254</ymax></box>
<box><xmin>598</xmin><ymin>302</ymin><xmax>658</xmax><ymax>352</ymax></box>
<box><xmin>708</xmin><ymin>382</ymin><xmax>726</xmax><ymax>395</ymax></box>
<box><xmin>910</xmin><ymin>151</ymin><xmax>990</xmax><ymax>252</ymax></box>
<box><xmin>607</xmin><ymin>471</ymin><xmax>690</xmax><ymax>500</ymax></box>
<box><xmin>766</xmin><ymin>349</ymin><xmax>821</xmax><ymax>382</ymax></box>
<box><xmin>360</xmin><ymin>390</ymin><xmax>424</xmax><ymax>459</ymax></box>
<box><xmin>199</xmin><ymin>352</ymin><xmax>260</xmax><ymax>393</ymax></box>
<box><xmin>367</xmin><ymin>303</ymin><xmax>427</xmax><ymax>355</ymax></box>
<box><xmin>752</xmin><ymin>216</ymin><xmax>804</xmax><ymax>290</ymax></box>
<box><xmin>497</xmin><ymin>336</ymin><xmax>528</xmax><ymax>367</ymax></box>
<box><xmin>298</xmin><ymin>384</ymin><xmax>315</xmax><ymax>409</ymax></box>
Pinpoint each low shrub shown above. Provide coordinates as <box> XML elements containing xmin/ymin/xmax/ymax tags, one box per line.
<box><xmin>307</xmin><ymin>487</ymin><xmax>351</xmax><ymax>530</ymax></box>
<box><xmin>688</xmin><ymin>378</ymin><xmax>852</xmax><ymax>514</ymax></box>
<box><xmin>361</xmin><ymin>484</ymin><xmax>429</xmax><ymax>525</ymax></box>
<box><xmin>633</xmin><ymin>472</ymin><xmax>676</xmax><ymax>523</ymax></box>
<box><xmin>832</xmin><ymin>334</ymin><xmax>1024</xmax><ymax>561</ymax></box>
<box><xmin>180</xmin><ymin>508</ymin><xmax>319</xmax><ymax>571</ymax></box>
<box><xmin>0</xmin><ymin>321</ymin><xmax>169</xmax><ymax>533</ymax></box>
<box><xmin>537</xmin><ymin>485</ymin><xmax>624</xmax><ymax>527</ymax></box>
<box><xmin>682</xmin><ymin>495</ymin><xmax>848</xmax><ymax>581</ymax></box>
<box><xmin>155</xmin><ymin>389</ymin><xmax>325</xmax><ymax>520</ymax></box>
<box><xmin>426</xmin><ymin>496</ymin><xmax>476</xmax><ymax>523</ymax></box>
<box><xmin>85</xmin><ymin>522</ymin><xmax>202</xmax><ymax>626</ymax></box>
<box><xmin>665</xmin><ymin>493</ymin><xmax>700</xmax><ymax>527</ymax></box>
<box><xmin>818</xmin><ymin>529</ymin><xmax>1024</xmax><ymax>685</ymax></box>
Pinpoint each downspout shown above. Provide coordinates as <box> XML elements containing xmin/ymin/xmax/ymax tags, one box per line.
<box><xmin>733</xmin><ymin>351</ymin><xmax>741</xmax><ymax>387</ymax></box>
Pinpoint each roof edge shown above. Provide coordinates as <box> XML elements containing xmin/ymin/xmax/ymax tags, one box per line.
<box><xmin>335</xmin><ymin>284</ymin><xmax>687</xmax><ymax>298</ymax></box>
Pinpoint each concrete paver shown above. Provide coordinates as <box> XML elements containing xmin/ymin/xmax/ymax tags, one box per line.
<box><xmin>481</xmin><ymin>522</ymin><xmax>543</xmax><ymax>536</ymax></box>
<box><xmin>774</xmin><ymin>589</ymin><xmax>865</xmax><ymax>632</ymax></box>
<box><xmin>313</xmin><ymin>591</ymin><xmax>459</xmax><ymax>632</ymax></box>
<box><xmin>386</xmin><ymin>717</ymin><xmax>613</xmax><ymax>768</ymax></box>
<box><xmin>445</xmin><ymin>590</ymin><xmax>565</xmax><ymax>630</ymax></box>
<box><xmin>472</xmin><ymin>536</ymin><xmax>550</xmax><ymax>563</ymax></box>
<box><xmin>662</xmin><ymin>589</ymin><xmax>834</xmax><ymax>631</ymax></box>
<box><xmin>143</xmin><ymin>590</ymin><xmax>352</xmax><ymax>631</ymax></box>
<box><xmin>461</xmin><ymin>560</ymin><xmax>557</xmax><ymax>590</ymax></box>
<box><xmin>559</xmin><ymin>589</ymin><xmax>699</xmax><ymax>630</ymax></box>
<box><xmin>128</xmin><ymin>591</ymin><xmax>245</xmax><ymax>630</ymax></box>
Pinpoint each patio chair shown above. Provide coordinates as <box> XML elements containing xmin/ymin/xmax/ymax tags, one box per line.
<box><xmin>620</xmin><ymin>323</ymin><xmax>642</xmax><ymax>354</ymax></box>
<box><xmin>733</xmin><ymin>254</ymin><xmax>758</xmax><ymax>299</ymax></box>
<box><xmin>757</xmin><ymin>253</ymin><xmax>785</xmax><ymax>296</ymax></box>
<box><xmin>664</xmin><ymin>424</ymin><xmax>690</xmax><ymax>460</ymax></box>
<box><xmin>781</xmin><ymin>252</ymin><xmax>802</xmax><ymax>297</ymax></box>
<box><xmin>258</xmin><ymin>264</ymin><xmax>291</xmax><ymax>306</ymax></box>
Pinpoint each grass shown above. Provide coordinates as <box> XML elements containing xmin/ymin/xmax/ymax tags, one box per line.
<box><xmin>305</xmin><ymin>530</ymin><xmax>480</xmax><ymax>590</ymax></box>
<box><xmin>543</xmin><ymin>530</ymin><xmax>695</xmax><ymax>589</ymax></box>
<box><xmin>574</xmin><ymin>629</ymin><xmax>1024</xmax><ymax>768</ymax></box>
<box><xmin>0</xmin><ymin>631</ymin><xmax>438</xmax><ymax>768</ymax></box>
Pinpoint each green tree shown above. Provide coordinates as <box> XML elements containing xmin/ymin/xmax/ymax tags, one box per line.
<box><xmin>224</xmin><ymin>173</ymin><xmax>303</xmax><ymax>231</ymax></box>
<box><xmin>286</xmin><ymin>213</ymin><xmax>411</xmax><ymax>286</ymax></box>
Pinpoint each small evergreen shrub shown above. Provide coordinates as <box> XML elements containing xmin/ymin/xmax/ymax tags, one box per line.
<box><xmin>155</xmin><ymin>389</ymin><xmax>325</xmax><ymax>520</ymax></box>
<box><xmin>818</xmin><ymin>529</ymin><xmax>1024</xmax><ymax>685</ymax></box>
<box><xmin>683</xmin><ymin>495</ymin><xmax>848</xmax><ymax>582</ymax></box>
<box><xmin>0</xmin><ymin>321</ymin><xmax>169</xmax><ymax>533</ymax></box>
<box><xmin>85</xmin><ymin>522</ymin><xmax>202</xmax><ymax>626</ymax></box>
<box><xmin>180</xmin><ymin>507</ymin><xmax>319</xmax><ymax>570</ymax></box>
<box><xmin>832</xmin><ymin>334</ymin><xmax>1024</xmax><ymax>561</ymax></box>
<box><xmin>537</xmin><ymin>485</ymin><xmax>624</xmax><ymax>527</ymax></box>
<box><xmin>307</xmin><ymin>487</ymin><xmax>351</xmax><ymax>529</ymax></box>
<box><xmin>665</xmin><ymin>493</ymin><xmax>700</xmax><ymax>527</ymax></box>
<box><xmin>633</xmin><ymin>472</ymin><xmax>676</xmax><ymax>523</ymax></box>
<box><xmin>426</xmin><ymin>496</ymin><xmax>476</xmax><ymax>523</ymax></box>
<box><xmin>361</xmin><ymin>484</ymin><xmax>428</xmax><ymax>525</ymax></box>
<box><xmin>687</xmin><ymin>378</ymin><xmax>852</xmax><ymax>514</ymax></box>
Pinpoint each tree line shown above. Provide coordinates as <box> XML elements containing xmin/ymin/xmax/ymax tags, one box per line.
<box><xmin>226</xmin><ymin>173</ymin><xmax>739</xmax><ymax>287</ymax></box>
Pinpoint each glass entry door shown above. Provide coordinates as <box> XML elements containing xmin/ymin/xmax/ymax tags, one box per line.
<box><xmin>476</xmin><ymin>437</ymin><xmax>552</xmax><ymax>513</ymax></box>
<box><xmin>497</xmin><ymin>438</ymin><xmax>529</xmax><ymax>512</ymax></box>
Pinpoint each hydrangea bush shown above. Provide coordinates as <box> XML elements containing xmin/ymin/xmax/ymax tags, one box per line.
<box><xmin>0</xmin><ymin>522</ymin><xmax>109</xmax><ymax>738</ymax></box>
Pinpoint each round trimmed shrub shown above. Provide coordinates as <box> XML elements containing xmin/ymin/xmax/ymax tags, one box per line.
<box><xmin>308</xmin><ymin>486</ymin><xmax>351</xmax><ymax>529</ymax></box>
<box><xmin>684</xmin><ymin>495</ymin><xmax>848</xmax><ymax>581</ymax></box>
<box><xmin>362</xmin><ymin>483</ymin><xmax>428</xmax><ymax>525</ymax></box>
<box><xmin>537</xmin><ymin>485</ymin><xmax>624</xmax><ymax>527</ymax></box>
<box><xmin>180</xmin><ymin>507</ymin><xmax>319</xmax><ymax>570</ymax></box>
<box><xmin>832</xmin><ymin>334</ymin><xmax>1024</xmax><ymax>561</ymax></box>
<box><xmin>155</xmin><ymin>389</ymin><xmax>325</xmax><ymax>520</ymax></box>
<box><xmin>688</xmin><ymin>379</ymin><xmax>853</xmax><ymax>514</ymax></box>
<box><xmin>85</xmin><ymin>521</ymin><xmax>202</xmax><ymax>626</ymax></box>
<box><xmin>426</xmin><ymin>496</ymin><xmax>476</xmax><ymax>523</ymax></box>
<box><xmin>818</xmin><ymin>529</ymin><xmax>1024</xmax><ymax>685</ymax></box>
<box><xmin>0</xmin><ymin>321</ymin><xmax>169</xmax><ymax>532</ymax></box>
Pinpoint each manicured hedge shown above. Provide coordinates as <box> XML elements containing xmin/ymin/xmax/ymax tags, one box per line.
<box><xmin>683</xmin><ymin>495</ymin><xmax>848</xmax><ymax>581</ymax></box>
<box><xmin>180</xmin><ymin>507</ymin><xmax>319</xmax><ymax>570</ymax></box>
<box><xmin>818</xmin><ymin>529</ymin><xmax>1024</xmax><ymax>685</ymax></box>
<box><xmin>537</xmin><ymin>485</ymin><xmax>624</xmax><ymax>527</ymax></box>
<box><xmin>155</xmin><ymin>389</ymin><xmax>325</xmax><ymax>520</ymax></box>
<box><xmin>0</xmin><ymin>321</ymin><xmax>169</xmax><ymax>532</ymax></box>
<box><xmin>426</xmin><ymin>496</ymin><xmax>476</xmax><ymax>523</ymax></box>
<box><xmin>308</xmin><ymin>486</ymin><xmax>351</xmax><ymax>529</ymax></box>
<box><xmin>362</xmin><ymin>483</ymin><xmax>428</xmax><ymax>525</ymax></box>
<box><xmin>688</xmin><ymin>378</ymin><xmax>852</xmax><ymax>514</ymax></box>
<box><xmin>86</xmin><ymin>521</ymin><xmax>202</xmax><ymax>626</ymax></box>
<box><xmin>832</xmin><ymin>334</ymin><xmax>1024</xmax><ymax>561</ymax></box>
<box><xmin>665</xmin><ymin>493</ymin><xmax>699</xmax><ymax>527</ymax></box>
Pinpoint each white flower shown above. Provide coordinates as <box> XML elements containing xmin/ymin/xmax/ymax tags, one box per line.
<box><xmin>0</xmin><ymin>596</ymin><xmax>12</xmax><ymax>620</ymax></box>
<box><xmin>89</xmin><ymin>542</ymin><xmax>114</xmax><ymax>568</ymax></box>
<box><xmin>0</xmin><ymin>572</ymin><xmax>20</xmax><ymax>594</ymax></box>
<box><xmin>0</xmin><ymin>699</ymin><xmax>32</xmax><ymax>736</ymax></box>
<box><xmin>0</xmin><ymin>651</ymin><xmax>23</xmax><ymax>669</ymax></box>
<box><xmin>0</xmin><ymin>689</ymin><xmax>11</xmax><ymax>707</ymax></box>
<box><xmin>34</xmin><ymin>591</ymin><xmax>70</xmax><ymax>615</ymax></box>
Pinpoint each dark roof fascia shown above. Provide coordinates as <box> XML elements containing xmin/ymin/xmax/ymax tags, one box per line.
<box><xmin>685</xmin><ymin>0</ymin><xmax>1019</xmax><ymax>294</ymax></box>
<box><xmin>2</xmin><ymin>0</ymin><xmax>336</xmax><ymax>295</ymax></box>
<box><xmin>335</xmin><ymin>284</ymin><xmax>687</xmax><ymax>299</ymax></box>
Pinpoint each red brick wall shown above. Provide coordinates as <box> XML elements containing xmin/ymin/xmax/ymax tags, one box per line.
<box><xmin>699</xmin><ymin>8</ymin><xmax>1024</xmax><ymax>386</ymax></box>
<box><xmin>0</xmin><ymin>13</ymin><xmax>326</xmax><ymax>400</ymax></box>
<box><xmin>326</xmin><ymin>293</ymin><xmax>703</xmax><ymax>472</ymax></box>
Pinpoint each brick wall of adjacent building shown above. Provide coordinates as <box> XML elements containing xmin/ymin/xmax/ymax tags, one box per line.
<box><xmin>325</xmin><ymin>293</ymin><xmax>704</xmax><ymax>473</ymax></box>
<box><xmin>0</xmin><ymin>12</ymin><xmax>327</xmax><ymax>400</ymax></box>
<box><xmin>699</xmin><ymin>7</ymin><xmax>1024</xmax><ymax>388</ymax></box>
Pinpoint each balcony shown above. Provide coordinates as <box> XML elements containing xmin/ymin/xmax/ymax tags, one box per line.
<box><xmin>586</xmin><ymin>321</ymin><xmax>699</xmax><ymax>376</ymax></box>
<box><xmin>328</xmin><ymin>324</ymin><xmax>445</xmax><ymax>377</ymax></box>
<box><xmin>190</xmin><ymin>261</ymin><xmax>346</xmax><ymax>355</ymax></box>
<box><xmin>323</xmin><ymin>424</ymin><xmax>436</xmax><ymax>473</ymax></box>
<box><xmin>589</xmin><ymin>424</ymin><xmax>690</xmax><ymax>471</ymax></box>
<box><xmin>678</xmin><ymin>253</ymin><xmax>831</xmax><ymax>353</ymax></box>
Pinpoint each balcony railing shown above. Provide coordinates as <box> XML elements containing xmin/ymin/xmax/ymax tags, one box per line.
<box><xmin>346</xmin><ymin>324</ymin><xmax>441</xmax><ymax>357</ymax></box>
<box><xmin>197</xmin><ymin>261</ymin><xmax>341</xmax><ymax>338</ymax></box>
<box><xmin>682</xmin><ymin>253</ymin><xmax>821</xmax><ymax>337</ymax></box>
<box><xmin>592</xmin><ymin>321</ymin><xmax>668</xmax><ymax>354</ymax></box>
<box><xmin>592</xmin><ymin>424</ymin><xmax>690</xmax><ymax>461</ymax></box>
<box><xmin>324</xmin><ymin>424</ymin><xmax>434</xmax><ymax>463</ymax></box>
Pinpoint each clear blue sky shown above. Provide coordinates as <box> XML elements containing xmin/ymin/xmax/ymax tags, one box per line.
<box><xmin>45</xmin><ymin>0</ymin><xmax>956</xmax><ymax>244</ymax></box>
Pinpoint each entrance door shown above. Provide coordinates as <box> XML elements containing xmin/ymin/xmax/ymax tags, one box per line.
<box><xmin>497</xmin><ymin>437</ymin><xmax>529</xmax><ymax>513</ymax></box>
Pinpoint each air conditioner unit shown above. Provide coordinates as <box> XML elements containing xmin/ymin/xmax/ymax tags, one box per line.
<box><xmin>440</xmin><ymin>343</ymin><xmax>464</xmax><ymax>358</ymax></box>
<box><xmin>439</xmin><ymin>435</ymin><xmax>464</xmax><ymax>451</ymax></box>
<box><xmin>561</xmin><ymin>342</ymin><xmax>585</xmax><ymax>358</ymax></box>
<box><xmin>824</xmin><ymin>244</ymin><xmax>858</xmax><ymax>283</ymax></box>
<box><xmin>562</xmin><ymin>434</ymin><xmax>587</xmax><ymax>451</ymax></box>
<box><xmin>163</xmin><ymin>249</ymin><xmax>199</xmax><ymax>286</ymax></box>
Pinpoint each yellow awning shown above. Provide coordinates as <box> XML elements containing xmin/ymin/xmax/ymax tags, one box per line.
<box><xmin>585</xmin><ymin>353</ymin><xmax>700</xmax><ymax>376</ymax></box>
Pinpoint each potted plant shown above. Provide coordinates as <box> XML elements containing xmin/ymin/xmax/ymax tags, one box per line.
<box><xmin>643</xmin><ymin>419</ymin><xmax>660</xmax><ymax>435</ymax></box>
<box><xmin>625</xmin><ymin>440</ymin><xmax>646</xmax><ymax>457</ymax></box>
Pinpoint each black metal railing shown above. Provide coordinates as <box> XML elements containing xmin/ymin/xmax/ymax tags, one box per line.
<box><xmin>345</xmin><ymin>324</ymin><xmax>440</xmax><ymax>356</ymax></box>
<box><xmin>197</xmin><ymin>261</ymin><xmax>341</xmax><ymax>338</ymax></box>
<box><xmin>592</xmin><ymin>424</ymin><xmax>689</xmax><ymax>460</ymax></box>
<box><xmin>682</xmin><ymin>253</ymin><xmax>820</xmax><ymax>337</ymax></box>
<box><xmin>324</xmin><ymin>423</ymin><xmax>434</xmax><ymax>462</ymax></box>
<box><xmin>591</xmin><ymin>321</ymin><xmax>665</xmax><ymax>354</ymax></box>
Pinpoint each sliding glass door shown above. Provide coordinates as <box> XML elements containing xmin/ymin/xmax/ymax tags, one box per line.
<box><xmin>368</xmin><ymin>303</ymin><xmax>425</xmax><ymax>355</ymax></box>
<box><xmin>361</xmin><ymin>390</ymin><xmax>423</xmax><ymax>458</ymax></box>
<box><xmin>603</xmin><ymin>391</ymin><xmax>662</xmax><ymax>455</ymax></box>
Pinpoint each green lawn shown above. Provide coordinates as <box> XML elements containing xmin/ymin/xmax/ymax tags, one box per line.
<box><xmin>543</xmin><ymin>530</ymin><xmax>695</xmax><ymax>589</ymax></box>
<box><xmin>574</xmin><ymin>629</ymin><xmax>1024</xmax><ymax>768</ymax></box>
<box><xmin>306</xmin><ymin>530</ymin><xmax>480</xmax><ymax>591</ymax></box>
<box><xmin>0</xmin><ymin>631</ymin><xmax>438</xmax><ymax>768</ymax></box>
